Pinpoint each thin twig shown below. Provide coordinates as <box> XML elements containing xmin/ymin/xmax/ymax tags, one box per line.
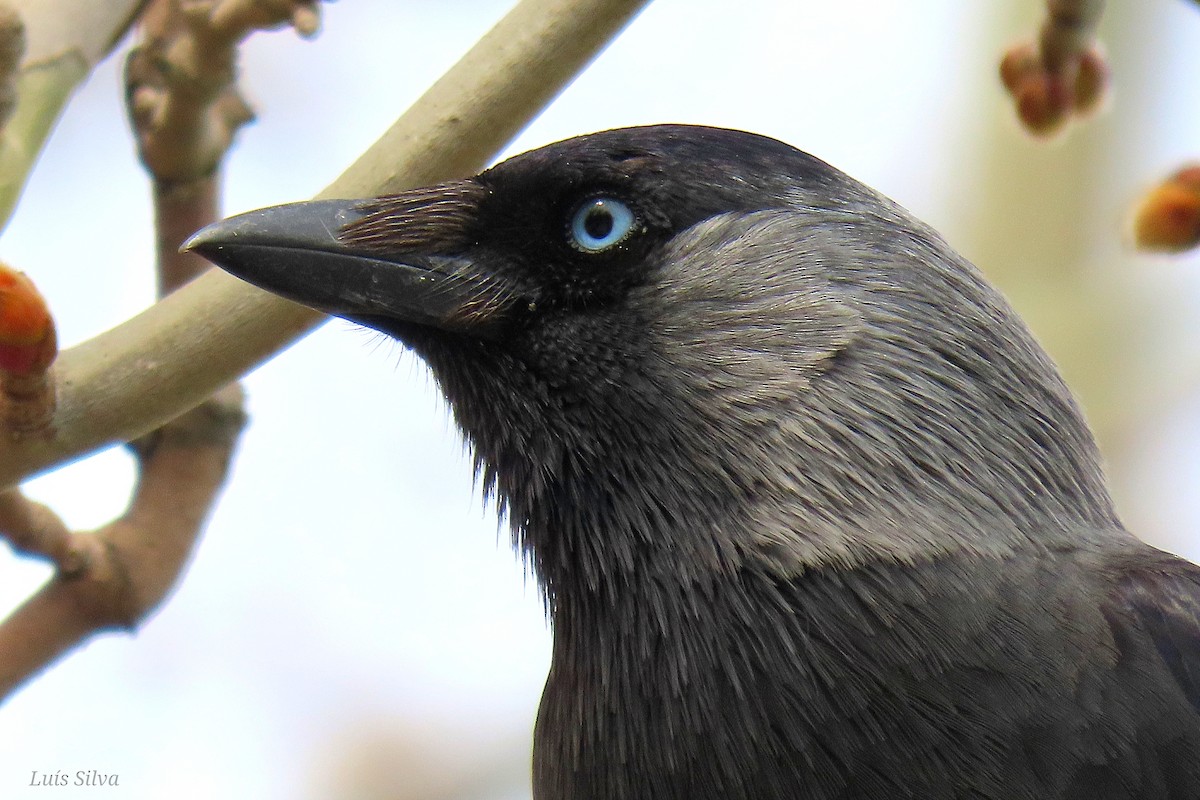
<box><xmin>0</xmin><ymin>386</ymin><xmax>245</xmax><ymax>698</ymax></box>
<box><xmin>126</xmin><ymin>0</ymin><xmax>319</xmax><ymax>184</ymax></box>
<box><xmin>1038</xmin><ymin>0</ymin><xmax>1105</xmax><ymax>73</ymax></box>
<box><xmin>0</xmin><ymin>487</ymin><xmax>83</xmax><ymax>573</ymax></box>
<box><xmin>0</xmin><ymin>0</ymin><xmax>150</xmax><ymax>227</ymax></box>
<box><xmin>0</xmin><ymin>2</ymin><xmax>25</xmax><ymax>131</ymax></box>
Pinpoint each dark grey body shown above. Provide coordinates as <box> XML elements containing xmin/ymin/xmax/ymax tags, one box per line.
<box><xmin>188</xmin><ymin>125</ymin><xmax>1200</xmax><ymax>799</ymax></box>
<box><xmin>539</xmin><ymin>546</ymin><xmax>1200</xmax><ymax>799</ymax></box>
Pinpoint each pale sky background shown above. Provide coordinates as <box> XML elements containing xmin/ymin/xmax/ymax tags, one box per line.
<box><xmin>1</xmin><ymin>1</ymin><xmax>1199</xmax><ymax>798</ymax></box>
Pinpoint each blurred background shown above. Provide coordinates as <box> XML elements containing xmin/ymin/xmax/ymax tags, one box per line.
<box><xmin>0</xmin><ymin>0</ymin><xmax>1198</xmax><ymax>797</ymax></box>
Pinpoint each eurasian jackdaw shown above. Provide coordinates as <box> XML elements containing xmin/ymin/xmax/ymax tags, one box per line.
<box><xmin>187</xmin><ymin>125</ymin><xmax>1200</xmax><ymax>800</ymax></box>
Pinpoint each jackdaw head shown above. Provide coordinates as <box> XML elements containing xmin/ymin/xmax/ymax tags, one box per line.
<box><xmin>188</xmin><ymin>125</ymin><xmax>1118</xmax><ymax>595</ymax></box>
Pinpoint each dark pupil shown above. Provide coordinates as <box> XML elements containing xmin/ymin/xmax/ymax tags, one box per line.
<box><xmin>584</xmin><ymin>207</ymin><xmax>614</xmax><ymax>239</ymax></box>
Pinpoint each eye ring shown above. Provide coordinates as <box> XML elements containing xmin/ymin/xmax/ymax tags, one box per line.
<box><xmin>568</xmin><ymin>197</ymin><xmax>637</xmax><ymax>253</ymax></box>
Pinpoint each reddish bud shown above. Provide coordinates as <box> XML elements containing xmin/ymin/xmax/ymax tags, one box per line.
<box><xmin>1174</xmin><ymin>166</ymin><xmax>1200</xmax><ymax>192</ymax></box>
<box><xmin>1133</xmin><ymin>167</ymin><xmax>1200</xmax><ymax>254</ymax></box>
<box><xmin>1015</xmin><ymin>74</ymin><xmax>1071</xmax><ymax>137</ymax></box>
<box><xmin>1073</xmin><ymin>48</ymin><xmax>1109</xmax><ymax>116</ymax></box>
<box><xmin>999</xmin><ymin>43</ymin><xmax>1038</xmax><ymax>92</ymax></box>
<box><xmin>0</xmin><ymin>266</ymin><xmax>56</xmax><ymax>376</ymax></box>
<box><xmin>1000</xmin><ymin>38</ymin><xmax>1108</xmax><ymax>137</ymax></box>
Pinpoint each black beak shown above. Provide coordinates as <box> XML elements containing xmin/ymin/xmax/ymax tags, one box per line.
<box><xmin>184</xmin><ymin>199</ymin><xmax>491</xmax><ymax>333</ymax></box>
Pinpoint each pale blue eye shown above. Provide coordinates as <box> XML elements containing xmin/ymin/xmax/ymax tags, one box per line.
<box><xmin>569</xmin><ymin>198</ymin><xmax>636</xmax><ymax>252</ymax></box>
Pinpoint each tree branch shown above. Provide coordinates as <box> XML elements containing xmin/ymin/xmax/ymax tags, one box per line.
<box><xmin>0</xmin><ymin>384</ymin><xmax>245</xmax><ymax>698</ymax></box>
<box><xmin>0</xmin><ymin>0</ymin><xmax>650</xmax><ymax>697</ymax></box>
<box><xmin>0</xmin><ymin>0</ymin><xmax>650</xmax><ymax>493</ymax></box>
<box><xmin>0</xmin><ymin>0</ymin><xmax>150</xmax><ymax>226</ymax></box>
<box><xmin>10</xmin><ymin>0</ymin><xmax>347</xmax><ymax>701</ymax></box>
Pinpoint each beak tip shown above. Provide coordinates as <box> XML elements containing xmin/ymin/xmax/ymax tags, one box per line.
<box><xmin>180</xmin><ymin>226</ymin><xmax>216</xmax><ymax>256</ymax></box>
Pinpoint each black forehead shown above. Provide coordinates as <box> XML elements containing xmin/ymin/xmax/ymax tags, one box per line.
<box><xmin>477</xmin><ymin>125</ymin><xmax>848</xmax><ymax>226</ymax></box>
